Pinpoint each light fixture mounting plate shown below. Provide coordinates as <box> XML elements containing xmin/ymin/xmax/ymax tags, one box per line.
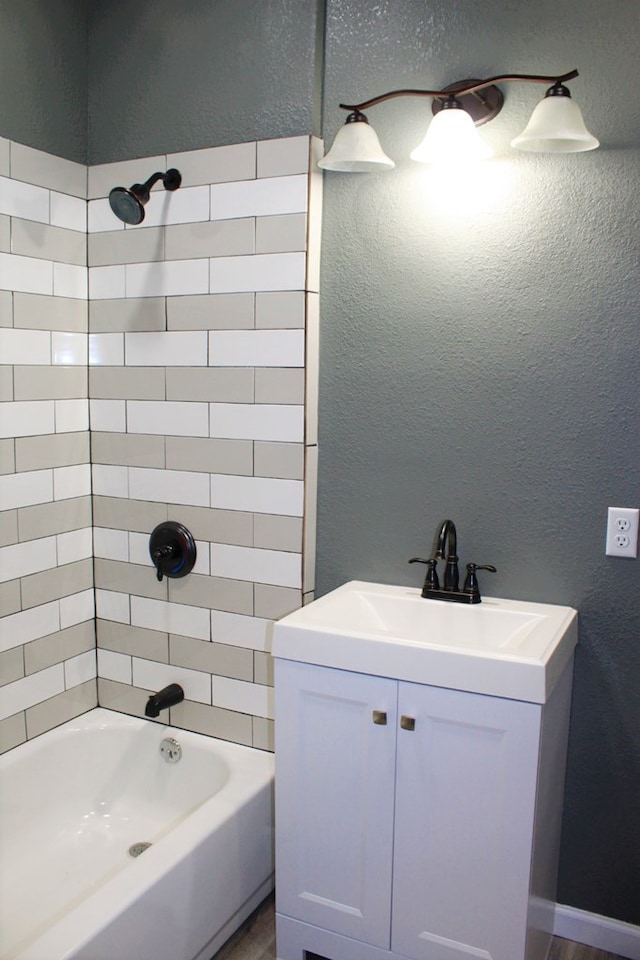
<box><xmin>432</xmin><ymin>79</ymin><xmax>504</xmax><ymax>125</ymax></box>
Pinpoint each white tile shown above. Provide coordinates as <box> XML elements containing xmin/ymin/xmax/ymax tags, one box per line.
<box><xmin>89</xmin><ymin>264</ymin><xmax>126</xmax><ymax>300</ymax></box>
<box><xmin>0</xmin><ymin>535</ymin><xmax>57</xmax><ymax>583</ymax></box>
<box><xmin>95</xmin><ymin>527</ymin><xmax>130</xmax><ymax>562</ymax></box>
<box><xmin>0</xmin><ymin>328</ymin><xmax>50</xmax><ymax>364</ymax></box>
<box><xmin>209</xmin><ymin>403</ymin><xmax>304</xmax><ymax>442</ymax></box>
<box><xmin>57</xmin><ymin>527</ymin><xmax>93</xmax><ymax>565</ymax></box>
<box><xmin>0</xmin><ymin>175</ymin><xmax>50</xmax><ymax>223</ymax></box>
<box><xmin>89</xmin><ymin>332</ymin><xmax>125</xmax><ymax>366</ymax></box>
<box><xmin>0</xmin><ymin>600</ymin><xmax>60</xmax><ymax>654</ymax></box>
<box><xmin>210</xmin><ymin>611</ymin><xmax>272</xmax><ymax>652</ymax></box>
<box><xmin>95</xmin><ymin>589</ymin><xmax>130</xmax><ymax>624</ymax></box>
<box><xmin>125</xmin><ymin>331</ymin><xmax>208</xmax><ymax>367</ymax></box>
<box><xmin>0</xmin><ymin>468</ymin><xmax>53</xmax><ymax>510</ymax></box>
<box><xmin>98</xmin><ymin>648</ymin><xmax>132</xmax><ymax>684</ymax></box>
<box><xmin>0</xmin><ymin>400</ymin><xmax>55</xmax><ymax>438</ymax></box>
<box><xmin>53</xmin><ymin>463</ymin><xmax>91</xmax><ymax>500</ymax></box>
<box><xmin>0</xmin><ymin>251</ymin><xmax>52</xmax><ymax>295</ymax></box>
<box><xmin>52</xmin><ymin>331</ymin><xmax>87</xmax><ymax>365</ymax></box>
<box><xmin>211</xmin><ymin>474</ymin><xmax>303</xmax><ymax>516</ymax></box>
<box><xmin>212</xmin><ymin>676</ymin><xmax>274</xmax><ymax>719</ymax></box>
<box><xmin>88</xmin><ymin>197</ymin><xmax>125</xmax><ymax>233</ymax></box>
<box><xmin>90</xmin><ymin>399</ymin><xmax>126</xmax><ymax>432</ymax></box>
<box><xmin>64</xmin><ymin>649</ymin><xmax>97</xmax><ymax>688</ymax></box>
<box><xmin>60</xmin><ymin>588</ymin><xmax>95</xmax><ymax>629</ymax></box>
<box><xmin>211</xmin><ymin>543</ymin><xmax>301</xmax><ymax>588</ymax></box>
<box><xmin>50</xmin><ymin>191</ymin><xmax>87</xmax><ymax>232</ymax></box>
<box><xmin>129</xmin><ymin>467</ymin><xmax>209</xmax><ymax>507</ymax></box>
<box><xmin>92</xmin><ymin>463</ymin><xmax>129</xmax><ymax>498</ymax></box>
<box><xmin>209</xmin><ymin>252</ymin><xmax>306</xmax><ymax>293</ymax></box>
<box><xmin>132</xmin><ymin>656</ymin><xmax>211</xmax><ymax>704</ymax></box>
<box><xmin>54</xmin><ymin>262</ymin><xmax>88</xmax><ymax>300</ymax></box>
<box><xmin>127</xmin><ymin>400</ymin><xmax>209</xmax><ymax>438</ymax></box>
<box><xmin>128</xmin><ymin>531</ymin><xmax>152</xmax><ymax>567</ymax></box>
<box><xmin>0</xmin><ymin>664</ymin><xmax>64</xmax><ymax>722</ymax></box>
<box><xmin>130</xmin><ymin>595</ymin><xmax>210</xmax><ymax>642</ymax></box>
<box><xmin>126</xmin><ymin>184</ymin><xmax>210</xmax><ymax>228</ymax></box>
<box><xmin>208</xmin><ymin>329</ymin><xmax>304</xmax><ymax>367</ymax></box>
<box><xmin>125</xmin><ymin>259</ymin><xmax>209</xmax><ymax>299</ymax></box>
<box><xmin>55</xmin><ymin>398</ymin><xmax>89</xmax><ymax>432</ymax></box>
<box><xmin>211</xmin><ymin>175</ymin><xmax>307</xmax><ymax>220</ymax></box>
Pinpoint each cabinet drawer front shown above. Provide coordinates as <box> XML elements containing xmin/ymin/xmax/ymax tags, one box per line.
<box><xmin>275</xmin><ymin>660</ymin><xmax>397</xmax><ymax>948</ymax></box>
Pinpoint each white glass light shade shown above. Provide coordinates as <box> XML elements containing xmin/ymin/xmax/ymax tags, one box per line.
<box><xmin>511</xmin><ymin>93</ymin><xmax>599</xmax><ymax>153</ymax></box>
<box><xmin>318</xmin><ymin>117</ymin><xmax>395</xmax><ymax>172</ymax></box>
<box><xmin>410</xmin><ymin>105</ymin><xmax>492</xmax><ymax>165</ymax></box>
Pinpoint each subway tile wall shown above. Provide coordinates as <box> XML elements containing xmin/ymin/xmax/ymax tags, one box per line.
<box><xmin>0</xmin><ymin>134</ymin><xmax>322</xmax><ymax>755</ymax></box>
<box><xmin>0</xmin><ymin>138</ymin><xmax>96</xmax><ymax>753</ymax></box>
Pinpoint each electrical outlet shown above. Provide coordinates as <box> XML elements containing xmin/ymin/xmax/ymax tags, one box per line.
<box><xmin>605</xmin><ymin>507</ymin><xmax>639</xmax><ymax>558</ymax></box>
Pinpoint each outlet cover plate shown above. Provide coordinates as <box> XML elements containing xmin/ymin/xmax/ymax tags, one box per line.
<box><xmin>605</xmin><ymin>507</ymin><xmax>639</xmax><ymax>558</ymax></box>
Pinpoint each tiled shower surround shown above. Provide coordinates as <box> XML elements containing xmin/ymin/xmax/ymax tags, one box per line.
<box><xmin>0</xmin><ymin>135</ymin><xmax>321</xmax><ymax>754</ymax></box>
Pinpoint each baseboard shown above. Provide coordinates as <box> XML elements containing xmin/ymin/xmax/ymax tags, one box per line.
<box><xmin>554</xmin><ymin>903</ymin><xmax>640</xmax><ymax>960</ymax></box>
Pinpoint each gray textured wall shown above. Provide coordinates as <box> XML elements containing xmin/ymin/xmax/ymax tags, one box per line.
<box><xmin>0</xmin><ymin>0</ymin><xmax>87</xmax><ymax>162</ymax></box>
<box><xmin>1</xmin><ymin>0</ymin><xmax>638</xmax><ymax>928</ymax></box>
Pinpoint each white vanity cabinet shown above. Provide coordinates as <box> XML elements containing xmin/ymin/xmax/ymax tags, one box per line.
<box><xmin>274</xmin><ymin>657</ymin><xmax>574</xmax><ymax>960</ymax></box>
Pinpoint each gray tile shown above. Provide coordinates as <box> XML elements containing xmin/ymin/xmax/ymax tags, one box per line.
<box><xmin>209</xmin><ymin>576</ymin><xmax>253</xmax><ymax>615</ymax></box>
<box><xmin>0</xmin><ymin>366</ymin><xmax>13</xmax><ymax>402</ymax></box>
<box><xmin>24</xmin><ymin>620</ymin><xmax>95</xmax><ymax>675</ymax></box>
<box><xmin>97</xmin><ymin>619</ymin><xmax>169</xmax><ymax>662</ymax></box>
<box><xmin>255</xmin><ymin>368</ymin><xmax>304</xmax><ymax>405</ymax></box>
<box><xmin>253</xmin><ymin>514</ymin><xmax>302</xmax><ymax>553</ymax></box>
<box><xmin>168</xmin><ymin>142</ymin><xmax>256</xmax><ymax>186</ymax></box>
<box><xmin>14</xmin><ymin>293</ymin><xmax>87</xmax><ymax>332</ymax></box>
<box><xmin>0</xmin><ymin>509</ymin><xmax>18</xmax><ymax>547</ymax></box>
<box><xmin>254</xmin><ymin>584</ymin><xmax>300</xmax><ymax>620</ymax></box>
<box><xmin>0</xmin><ymin>438</ymin><xmax>15</xmax><ymax>474</ymax></box>
<box><xmin>305</xmin><ymin>293</ymin><xmax>319</xmax><ymax>445</ymax></box>
<box><xmin>255</xmin><ymin>291</ymin><xmax>305</xmax><ymax>329</ymax></box>
<box><xmin>92</xmin><ymin>495</ymin><xmax>168</xmax><ymax>532</ymax></box>
<box><xmin>89</xmin><ymin>365</ymin><xmax>166</xmax><ymax>400</ymax></box>
<box><xmin>88</xmin><ymin>155</ymin><xmax>166</xmax><ymax>200</ymax></box>
<box><xmin>254</xmin><ymin>651</ymin><xmax>274</xmax><ymax>687</ymax></box>
<box><xmin>20</xmin><ymin>559</ymin><xmax>94</xmax><ymax>610</ymax></box>
<box><xmin>11</xmin><ymin>141</ymin><xmax>86</xmax><ymax>197</ymax></box>
<box><xmin>168</xmin><ymin>572</ymin><xmax>217</xmax><ymax>609</ymax></box>
<box><xmin>12</xmin><ymin>219</ymin><xmax>86</xmax><ymax>266</ymax></box>
<box><xmin>166</xmin><ymin>367</ymin><xmax>254</xmax><ymax>403</ymax></box>
<box><xmin>26</xmin><ymin>681</ymin><xmax>97</xmax><ymax>740</ymax></box>
<box><xmin>0</xmin><ymin>290</ymin><xmax>12</xmax><ymax>326</ymax></box>
<box><xmin>0</xmin><ymin>137</ymin><xmax>9</xmax><ymax>177</ymax></box>
<box><xmin>167</xmin><ymin>293</ymin><xmax>254</xmax><ymax>331</ymax></box>
<box><xmin>94</xmin><ymin>558</ymin><xmax>168</xmax><ymax>601</ymax></box>
<box><xmin>172</xmin><ymin>505</ymin><xmax>253</xmax><ymax>546</ymax></box>
<box><xmin>252</xmin><ymin>716</ymin><xmax>274</xmax><ymax>752</ymax></box>
<box><xmin>166</xmin><ymin>436</ymin><xmax>252</xmax><ymax>475</ymax></box>
<box><xmin>13</xmin><ymin>366</ymin><xmax>87</xmax><ymax>401</ymax></box>
<box><xmin>88</xmin><ymin>226</ymin><xmax>165</xmax><ymax>266</ymax></box>
<box><xmin>254</xmin><ymin>441</ymin><xmax>304</xmax><ymax>480</ymax></box>
<box><xmin>15</xmin><ymin>432</ymin><xmax>89</xmax><ymax>472</ymax></box>
<box><xmin>0</xmin><ymin>214</ymin><xmax>10</xmax><ymax>252</ymax></box>
<box><xmin>165</xmin><ymin>218</ymin><xmax>254</xmax><ymax>261</ymax></box>
<box><xmin>91</xmin><ymin>432</ymin><xmax>165</xmax><ymax>468</ymax></box>
<box><xmin>169</xmin><ymin>635</ymin><xmax>253</xmax><ymax>680</ymax></box>
<box><xmin>89</xmin><ymin>297</ymin><xmax>166</xmax><ymax>332</ymax></box>
<box><xmin>0</xmin><ymin>711</ymin><xmax>26</xmax><ymax>755</ymax></box>
<box><xmin>256</xmin><ymin>214</ymin><xmax>307</xmax><ymax>254</ymax></box>
<box><xmin>18</xmin><ymin>497</ymin><xmax>91</xmax><ymax>541</ymax></box>
<box><xmin>0</xmin><ymin>579</ymin><xmax>21</xmax><ymax>617</ymax></box>
<box><xmin>97</xmin><ymin>677</ymin><xmax>148</xmax><ymax>718</ymax></box>
<box><xmin>169</xmin><ymin>699</ymin><xmax>253</xmax><ymax>746</ymax></box>
<box><xmin>0</xmin><ymin>646</ymin><xmax>24</xmax><ymax>687</ymax></box>
<box><xmin>257</xmin><ymin>136</ymin><xmax>310</xmax><ymax>178</ymax></box>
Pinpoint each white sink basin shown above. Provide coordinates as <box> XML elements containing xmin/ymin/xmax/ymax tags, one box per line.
<box><xmin>272</xmin><ymin>581</ymin><xmax>578</xmax><ymax>702</ymax></box>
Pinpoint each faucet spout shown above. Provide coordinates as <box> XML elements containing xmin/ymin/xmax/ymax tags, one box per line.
<box><xmin>145</xmin><ymin>683</ymin><xmax>184</xmax><ymax>718</ymax></box>
<box><xmin>435</xmin><ymin>519</ymin><xmax>459</xmax><ymax>591</ymax></box>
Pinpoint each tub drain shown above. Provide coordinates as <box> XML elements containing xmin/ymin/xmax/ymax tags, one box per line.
<box><xmin>129</xmin><ymin>842</ymin><xmax>152</xmax><ymax>858</ymax></box>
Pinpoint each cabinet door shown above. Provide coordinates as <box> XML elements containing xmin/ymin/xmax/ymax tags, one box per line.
<box><xmin>391</xmin><ymin>682</ymin><xmax>541</xmax><ymax>960</ymax></box>
<box><xmin>275</xmin><ymin>660</ymin><xmax>397</xmax><ymax>948</ymax></box>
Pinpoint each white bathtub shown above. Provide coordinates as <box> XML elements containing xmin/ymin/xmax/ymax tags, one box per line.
<box><xmin>0</xmin><ymin>708</ymin><xmax>274</xmax><ymax>960</ymax></box>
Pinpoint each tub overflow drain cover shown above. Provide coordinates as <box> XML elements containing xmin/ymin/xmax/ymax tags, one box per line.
<box><xmin>129</xmin><ymin>842</ymin><xmax>152</xmax><ymax>858</ymax></box>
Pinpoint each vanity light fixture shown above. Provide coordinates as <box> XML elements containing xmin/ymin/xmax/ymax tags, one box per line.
<box><xmin>318</xmin><ymin>69</ymin><xmax>599</xmax><ymax>171</ymax></box>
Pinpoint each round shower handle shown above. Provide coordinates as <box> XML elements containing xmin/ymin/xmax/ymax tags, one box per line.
<box><xmin>149</xmin><ymin>521</ymin><xmax>197</xmax><ymax>582</ymax></box>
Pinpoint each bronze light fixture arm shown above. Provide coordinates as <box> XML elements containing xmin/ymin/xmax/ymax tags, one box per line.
<box><xmin>338</xmin><ymin>69</ymin><xmax>580</xmax><ymax>113</ymax></box>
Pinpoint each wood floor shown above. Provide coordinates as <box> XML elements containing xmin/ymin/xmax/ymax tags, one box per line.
<box><xmin>212</xmin><ymin>895</ymin><xmax>626</xmax><ymax>960</ymax></box>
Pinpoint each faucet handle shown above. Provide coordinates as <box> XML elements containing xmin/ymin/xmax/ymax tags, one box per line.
<box><xmin>463</xmin><ymin>563</ymin><xmax>497</xmax><ymax>601</ymax></box>
<box><xmin>408</xmin><ymin>557</ymin><xmax>440</xmax><ymax>591</ymax></box>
